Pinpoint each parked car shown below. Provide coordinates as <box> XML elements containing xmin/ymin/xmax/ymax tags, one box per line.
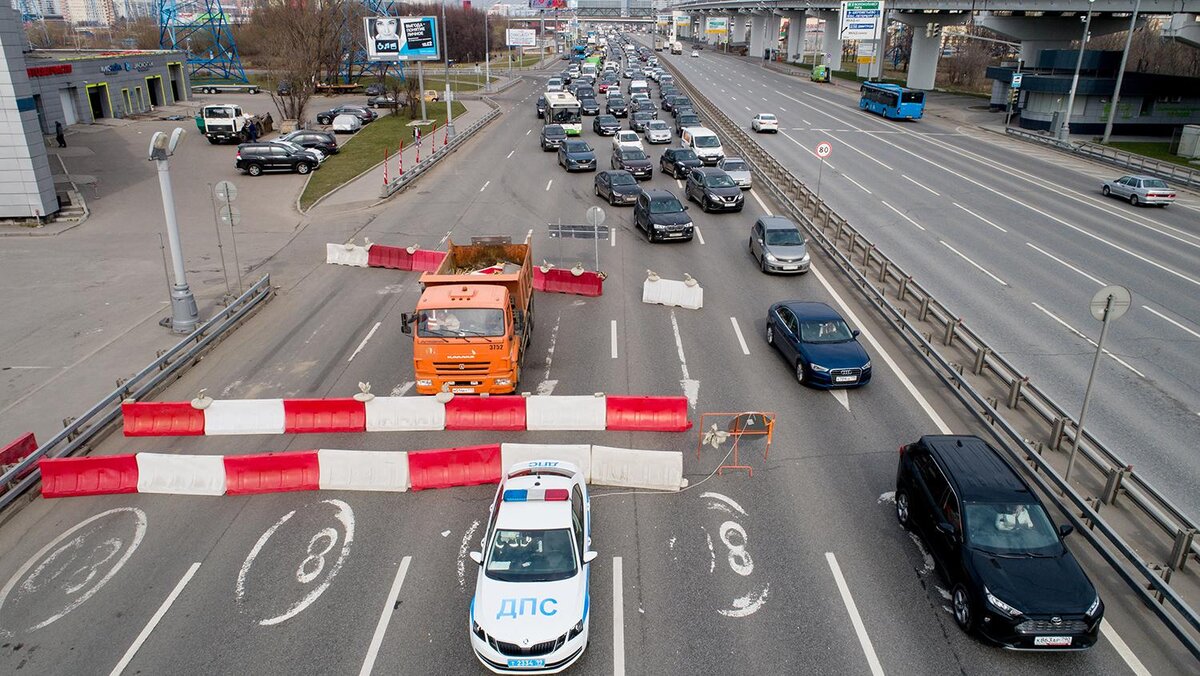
<box><xmin>540</xmin><ymin>124</ymin><xmax>567</xmax><ymax>151</ymax></box>
<box><xmin>364</xmin><ymin>83</ymin><xmax>386</xmax><ymax>96</ymax></box>
<box><xmin>281</xmin><ymin>130</ymin><xmax>338</xmax><ymax>156</ymax></box>
<box><xmin>558</xmin><ymin>140</ymin><xmax>597</xmax><ymax>172</ymax></box>
<box><xmin>634</xmin><ymin>189</ymin><xmax>693</xmax><ymax>243</ymax></box>
<box><xmin>749</xmin><ymin>217</ymin><xmax>809</xmax><ymax>274</ymax></box>
<box><xmin>751</xmin><ymin>113</ymin><xmax>779</xmax><ymax>133</ymax></box>
<box><xmin>315</xmin><ymin>105</ymin><xmax>375</xmax><ymax>126</ymax></box>
<box><xmin>660</xmin><ymin>147</ymin><xmax>703</xmax><ymax>179</ymax></box>
<box><xmin>612</xmin><ymin>130</ymin><xmax>644</xmax><ymax>152</ymax></box>
<box><xmin>685</xmin><ymin>167</ymin><xmax>743</xmax><ymax>212</ymax></box>
<box><xmin>765</xmin><ymin>301</ymin><xmax>871</xmax><ymax>387</ymax></box>
<box><xmin>593</xmin><ymin>114</ymin><xmax>622</xmax><ymax>136</ymax></box>
<box><xmin>1101</xmin><ymin>174</ymin><xmax>1176</xmax><ymax>206</ymax></box>
<box><xmin>536</xmin><ymin>94</ymin><xmax>547</xmax><ymax>118</ymax></box>
<box><xmin>896</xmin><ymin>435</ymin><xmax>1104</xmax><ymax>650</ymax></box>
<box><xmin>423</xmin><ymin>89</ymin><xmax>440</xmax><ymax>102</ymax></box>
<box><xmin>580</xmin><ymin>97</ymin><xmax>601</xmax><ymax>116</ymax></box>
<box><xmin>331</xmin><ymin>113</ymin><xmax>362</xmax><ymax>134</ymax></box>
<box><xmin>718</xmin><ymin>157</ymin><xmax>751</xmax><ymax>189</ymax></box>
<box><xmin>611</xmin><ymin>146</ymin><xmax>653</xmax><ymax>179</ymax></box>
<box><xmin>276</xmin><ymin>81</ymin><xmax>292</xmax><ymax>96</ymax></box>
<box><xmin>235</xmin><ymin>141</ymin><xmax>320</xmax><ymax>176</ymax></box>
<box><xmin>366</xmin><ymin>94</ymin><xmax>399</xmax><ymax>108</ymax></box>
<box><xmin>645</xmin><ymin>120</ymin><xmax>672</xmax><ymax>144</ymax></box>
<box><xmin>594</xmin><ymin>169</ymin><xmax>643</xmax><ymax>206</ymax></box>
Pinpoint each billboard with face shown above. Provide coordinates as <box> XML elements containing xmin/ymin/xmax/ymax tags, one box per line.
<box><xmin>365</xmin><ymin>16</ymin><xmax>440</xmax><ymax>62</ymax></box>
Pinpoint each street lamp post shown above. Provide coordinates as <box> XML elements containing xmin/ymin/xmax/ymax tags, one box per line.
<box><xmin>484</xmin><ymin>9</ymin><xmax>491</xmax><ymax>93</ymax></box>
<box><xmin>148</xmin><ymin>127</ymin><xmax>200</xmax><ymax>334</ymax></box>
<box><xmin>1060</xmin><ymin>0</ymin><xmax>1096</xmax><ymax>141</ymax></box>
<box><xmin>1102</xmin><ymin>0</ymin><xmax>1141</xmax><ymax>145</ymax></box>
<box><xmin>442</xmin><ymin>0</ymin><xmax>456</xmax><ymax>138</ymax></box>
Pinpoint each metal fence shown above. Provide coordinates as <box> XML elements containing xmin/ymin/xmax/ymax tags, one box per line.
<box><xmin>665</xmin><ymin>61</ymin><xmax>1200</xmax><ymax>658</ymax></box>
<box><xmin>1005</xmin><ymin>128</ymin><xmax>1200</xmax><ymax>188</ymax></box>
<box><xmin>0</xmin><ymin>276</ymin><xmax>274</xmax><ymax>516</ymax></box>
<box><xmin>381</xmin><ymin>97</ymin><xmax>503</xmax><ymax>199</ymax></box>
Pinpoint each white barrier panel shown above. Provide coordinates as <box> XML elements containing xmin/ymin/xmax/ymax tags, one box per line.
<box><xmin>501</xmin><ymin>444</ymin><xmax>592</xmax><ymax>482</ymax></box>
<box><xmin>204</xmin><ymin>399</ymin><xmax>286</xmax><ymax>436</ymax></box>
<box><xmin>590</xmin><ymin>445</ymin><xmax>684</xmax><ymax>491</ymax></box>
<box><xmin>326</xmin><ymin>243</ymin><xmax>370</xmax><ymax>267</ymax></box>
<box><xmin>318</xmin><ymin>449</ymin><xmax>409</xmax><ymax>492</ymax></box>
<box><xmin>525</xmin><ymin>395</ymin><xmax>607</xmax><ymax>431</ymax></box>
<box><xmin>365</xmin><ymin>397</ymin><xmax>446</xmax><ymax>431</ymax></box>
<box><xmin>136</xmin><ymin>453</ymin><xmax>227</xmax><ymax>495</ymax></box>
<box><xmin>642</xmin><ymin>278</ymin><xmax>703</xmax><ymax>310</ymax></box>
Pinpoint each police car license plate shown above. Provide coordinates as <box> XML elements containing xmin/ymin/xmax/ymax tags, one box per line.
<box><xmin>835</xmin><ymin>376</ymin><xmax>857</xmax><ymax>383</ymax></box>
<box><xmin>1034</xmin><ymin>636</ymin><xmax>1072</xmax><ymax>647</ymax></box>
<box><xmin>452</xmin><ymin>387</ymin><xmax>475</xmax><ymax>394</ymax></box>
<box><xmin>507</xmin><ymin>658</ymin><xmax>546</xmax><ymax>668</ymax></box>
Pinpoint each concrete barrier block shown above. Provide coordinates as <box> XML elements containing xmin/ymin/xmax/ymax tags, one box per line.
<box><xmin>326</xmin><ymin>242</ymin><xmax>370</xmax><ymax>267</ymax></box>
<box><xmin>525</xmin><ymin>395</ymin><xmax>607</xmax><ymax>431</ymax></box>
<box><xmin>318</xmin><ymin>449</ymin><xmax>410</xmax><ymax>492</ymax></box>
<box><xmin>590</xmin><ymin>445</ymin><xmax>684</xmax><ymax>491</ymax></box>
<box><xmin>136</xmin><ymin>453</ymin><xmax>227</xmax><ymax>495</ymax></box>
<box><xmin>204</xmin><ymin>399</ymin><xmax>286</xmax><ymax>436</ymax></box>
<box><xmin>642</xmin><ymin>277</ymin><xmax>703</xmax><ymax>310</ymax></box>
<box><xmin>365</xmin><ymin>397</ymin><xmax>446</xmax><ymax>431</ymax></box>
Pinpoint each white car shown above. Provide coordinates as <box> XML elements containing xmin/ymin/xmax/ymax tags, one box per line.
<box><xmin>751</xmin><ymin>113</ymin><xmax>779</xmax><ymax>133</ymax></box>
<box><xmin>718</xmin><ymin>157</ymin><xmax>752</xmax><ymax>189</ymax></box>
<box><xmin>331</xmin><ymin>113</ymin><xmax>362</xmax><ymax>134</ymax></box>
<box><xmin>470</xmin><ymin>461</ymin><xmax>594</xmax><ymax>674</ymax></box>
<box><xmin>691</xmin><ymin>50</ymin><xmax>699</xmax><ymax>58</ymax></box>
<box><xmin>547</xmin><ymin>78</ymin><xmax>564</xmax><ymax>93</ymax></box>
<box><xmin>612</xmin><ymin>130</ymin><xmax>644</xmax><ymax>152</ymax></box>
<box><xmin>644</xmin><ymin>120</ymin><xmax>672</xmax><ymax>144</ymax></box>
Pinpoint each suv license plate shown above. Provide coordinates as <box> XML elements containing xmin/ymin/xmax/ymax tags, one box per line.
<box><xmin>1034</xmin><ymin>636</ymin><xmax>1072</xmax><ymax>647</ymax></box>
<box><xmin>507</xmin><ymin>659</ymin><xmax>546</xmax><ymax>668</ymax></box>
<box><xmin>668</xmin><ymin>233</ymin><xmax>683</xmax><ymax>238</ymax></box>
<box><xmin>835</xmin><ymin>376</ymin><xmax>857</xmax><ymax>383</ymax></box>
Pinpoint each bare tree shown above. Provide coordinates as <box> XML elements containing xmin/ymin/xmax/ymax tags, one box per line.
<box><xmin>250</xmin><ymin>0</ymin><xmax>354</xmax><ymax>123</ymax></box>
<box><xmin>1090</xmin><ymin>18</ymin><xmax>1200</xmax><ymax>78</ymax></box>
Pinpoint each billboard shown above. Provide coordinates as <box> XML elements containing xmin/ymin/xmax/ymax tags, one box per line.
<box><xmin>839</xmin><ymin>1</ymin><xmax>884</xmax><ymax>40</ymax></box>
<box><xmin>365</xmin><ymin>16</ymin><xmax>440</xmax><ymax>62</ymax></box>
<box><xmin>674</xmin><ymin>13</ymin><xmax>689</xmax><ymax>28</ymax></box>
<box><xmin>705</xmin><ymin>17</ymin><xmax>728</xmax><ymax>35</ymax></box>
<box><xmin>529</xmin><ymin>0</ymin><xmax>568</xmax><ymax>9</ymax></box>
<box><xmin>506</xmin><ymin>28</ymin><xmax>537</xmax><ymax>47</ymax></box>
<box><xmin>656</xmin><ymin>14</ymin><xmax>670</xmax><ymax>27</ymax></box>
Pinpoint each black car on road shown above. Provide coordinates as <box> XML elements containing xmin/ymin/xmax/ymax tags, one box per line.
<box><xmin>540</xmin><ymin>124</ymin><xmax>567</xmax><ymax>151</ymax></box>
<box><xmin>315</xmin><ymin>105</ymin><xmax>376</xmax><ymax>126</ymax></box>
<box><xmin>660</xmin><ymin>147</ymin><xmax>703</xmax><ymax>179</ymax></box>
<box><xmin>675</xmin><ymin>112</ymin><xmax>702</xmax><ymax>135</ymax></box>
<box><xmin>558</xmin><ymin>140</ymin><xmax>597</xmax><ymax>172</ymax></box>
<box><xmin>593</xmin><ymin>115</ymin><xmax>621</xmax><ymax>136</ymax></box>
<box><xmin>661</xmin><ymin>95</ymin><xmax>680</xmax><ymax>112</ymax></box>
<box><xmin>896</xmin><ymin>435</ymin><xmax>1103</xmax><ymax>650</ymax></box>
<box><xmin>536</xmin><ymin>95</ymin><xmax>547</xmax><ymax>119</ymax></box>
<box><xmin>630</xmin><ymin>110</ymin><xmax>655</xmax><ymax>132</ymax></box>
<box><xmin>611</xmin><ymin>146</ymin><xmax>653</xmax><ymax>179</ymax></box>
<box><xmin>685</xmin><ymin>167</ymin><xmax>744</xmax><ymax>212</ymax></box>
<box><xmin>280</xmin><ymin>130</ymin><xmax>339</xmax><ymax>156</ymax></box>
<box><xmin>606</xmin><ymin>97</ymin><xmax>628</xmax><ymax>118</ymax></box>
<box><xmin>236</xmin><ymin>141</ymin><xmax>319</xmax><ymax>176</ymax></box>
<box><xmin>634</xmin><ymin>189</ymin><xmax>693</xmax><ymax>242</ymax></box>
<box><xmin>594</xmin><ymin>170</ymin><xmax>642</xmax><ymax>206</ymax></box>
<box><xmin>580</xmin><ymin>98</ymin><xmax>601</xmax><ymax>116</ymax></box>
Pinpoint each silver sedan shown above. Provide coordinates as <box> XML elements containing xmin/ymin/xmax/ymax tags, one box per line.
<box><xmin>1101</xmin><ymin>174</ymin><xmax>1176</xmax><ymax>207</ymax></box>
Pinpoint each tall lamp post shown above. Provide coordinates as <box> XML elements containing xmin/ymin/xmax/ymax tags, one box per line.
<box><xmin>1102</xmin><ymin>0</ymin><xmax>1141</xmax><ymax>144</ymax></box>
<box><xmin>1059</xmin><ymin>0</ymin><xmax>1096</xmax><ymax>141</ymax></box>
<box><xmin>484</xmin><ymin>9</ymin><xmax>491</xmax><ymax>93</ymax></box>
<box><xmin>148</xmin><ymin>127</ymin><xmax>200</xmax><ymax>334</ymax></box>
<box><xmin>442</xmin><ymin>0</ymin><xmax>456</xmax><ymax>138</ymax></box>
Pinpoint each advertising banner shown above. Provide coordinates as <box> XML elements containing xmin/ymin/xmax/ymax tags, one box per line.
<box><xmin>365</xmin><ymin>16</ymin><xmax>440</xmax><ymax>62</ymax></box>
<box><xmin>656</xmin><ymin>14</ymin><xmax>671</xmax><ymax>27</ymax></box>
<box><xmin>705</xmin><ymin>17</ymin><xmax>728</xmax><ymax>35</ymax></box>
<box><xmin>505</xmin><ymin>28</ymin><xmax>537</xmax><ymax>47</ymax></box>
<box><xmin>839</xmin><ymin>1</ymin><xmax>884</xmax><ymax>41</ymax></box>
<box><xmin>529</xmin><ymin>0</ymin><xmax>568</xmax><ymax>9</ymax></box>
<box><xmin>674</xmin><ymin>14</ymin><xmax>689</xmax><ymax>28</ymax></box>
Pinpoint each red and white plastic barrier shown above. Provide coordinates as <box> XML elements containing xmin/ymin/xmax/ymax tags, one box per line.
<box><xmin>39</xmin><ymin>443</ymin><xmax>685</xmax><ymax>499</ymax></box>
<box><xmin>1</xmin><ymin>432</ymin><xmax>38</xmax><ymax>468</ymax></box>
<box><xmin>122</xmin><ymin>394</ymin><xmax>691</xmax><ymax>437</ymax></box>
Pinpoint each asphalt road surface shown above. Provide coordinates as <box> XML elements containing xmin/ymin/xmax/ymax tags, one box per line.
<box><xmin>0</xmin><ymin>65</ymin><xmax>1194</xmax><ymax>676</ymax></box>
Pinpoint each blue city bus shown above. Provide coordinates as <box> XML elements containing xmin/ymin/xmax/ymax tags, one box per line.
<box><xmin>858</xmin><ymin>82</ymin><xmax>926</xmax><ymax>120</ymax></box>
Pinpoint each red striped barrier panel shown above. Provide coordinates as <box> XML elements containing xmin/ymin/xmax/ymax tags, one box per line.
<box><xmin>122</xmin><ymin>402</ymin><xmax>205</xmax><ymax>436</ymax></box>
<box><xmin>283</xmin><ymin>399</ymin><xmax>367</xmax><ymax>434</ymax></box>
<box><xmin>534</xmin><ymin>268</ymin><xmax>605</xmax><ymax>297</ymax></box>
<box><xmin>224</xmin><ymin>451</ymin><xmax>321</xmax><ymax>495</ymax></box>
<box><xmin>407</xmin><ymin>444</ymin><xmax>501</xmax><ymax>490</ymax></box>
<box><xmin>0</xmin><ymin>432</ymin><xmax>37</xmax><ymax>466</ymax></box>
<box><xmin>445</xmin><ymin>396</ymin><xmax>527</xmax><ymax>431</ymax></box>
<box><xmin>40</xmin><ymin>455</ymin><xmax>140</xmax><ymax>498</ymax></box>
<box><xmin>367</xmin><ymin>245</ymin><xmax>415</xmax><ymax>271</ymax></box>
<box><xmin>605</xmin><ymin>396</ymin><xmax>692</xmax><ymax>432</ymax></box>
<box><xmin>411</xmin><ymin>249</ymin><xmax>448</xmax><ymax>272</ymax></box>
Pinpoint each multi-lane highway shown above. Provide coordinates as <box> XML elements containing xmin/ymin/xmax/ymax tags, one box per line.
<box><xmin>661</xmin><ymin>43</ymin><xmax>1200</xmax><ymax>518</ymax></box>
<box><xmin>0</xmin><ymin>53</ymin><xmax>1195</xmax><ymax>675</ymax></box>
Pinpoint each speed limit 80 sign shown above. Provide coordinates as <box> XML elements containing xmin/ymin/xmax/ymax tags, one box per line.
<box><xmin>815</xmin><ymin>141</ymin><xmax>832</xmax><ymax>158</ymax></box>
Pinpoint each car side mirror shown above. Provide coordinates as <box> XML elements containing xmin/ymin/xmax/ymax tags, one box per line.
<box><xmin>851</xmin><ymin>329</ymin><xmax>861</xmax><ymax>337</ymax></box>
<box><xmin>683</xmin><ymin>205</ymin><xmax>690</xmax><ymax>211</ymax></box>
<box><xmin>936</xmin><ymin>521</ymin><xmax>958</xmax><ymax>537</ymax></box>
<box><xmin>583</xmin><ymin>551</ymin><xmax>599</xmax><ymax>564</ymax></box>
<box><xmin>469</xmin><ymin>551</ymin><xmax>483</xmax><ymax>565</ymax></box>
<box><xmin>400</xmin><ymin>313</ymin><xmax>412</xmax><ymax>335</ymax></box>
<box><xmin>1058</xmin><ymin>524</ymin><xmax>1074</xmax><ymax>538</ymax></box>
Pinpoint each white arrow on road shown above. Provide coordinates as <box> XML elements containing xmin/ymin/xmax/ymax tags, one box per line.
<box><xmin>830</xmin><ymin>389</ymin><xmax>850</xmax><ymax>412</ymax></box>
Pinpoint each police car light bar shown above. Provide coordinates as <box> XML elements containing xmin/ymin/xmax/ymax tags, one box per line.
<box><xmin>503</xmin><ymin>488</ymin><xmax>570</xmax><ymax>502</ymax></box>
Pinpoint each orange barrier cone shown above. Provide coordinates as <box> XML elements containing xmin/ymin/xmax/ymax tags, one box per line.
<box><xmin>383</xmin><ymin>148</ymin><xmax>389</xmax><ymax>185</ymax></box>
<box><xmin>398</xmin><ymin>140</ymin><xmax>404</xmax><ymax>175</ymax></box>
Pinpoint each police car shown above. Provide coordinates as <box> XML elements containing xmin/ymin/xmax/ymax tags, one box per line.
<box><xmin>469</xmin><ymin>461</ymin><xmax>594</xmax><ymax>673</ymax></box>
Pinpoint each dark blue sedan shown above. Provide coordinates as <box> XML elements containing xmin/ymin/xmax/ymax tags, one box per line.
<box><xmin>766</xmin><ymin>301</ymin><xmax>872</xmax><ymax>388</ymax></box>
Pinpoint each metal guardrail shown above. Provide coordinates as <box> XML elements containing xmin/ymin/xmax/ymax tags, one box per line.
<box><xmin>0</xmin><ymin>276</ymin><xmax>274</xmax><ymax>515</ymax></box>
<box><xmin>665</xmin><ymin>60</ymin><xmax>1200</xmax><ymax>658</ymax></box>
<box><xmin>1005</xmin><ymin>128</ymin><xmax>1200</xmax><ymax>188</ymax></box>
<box><xmin>380</xmin><ymin>97</ymin><xmax>503</xmax><ymax>199</ymax></box>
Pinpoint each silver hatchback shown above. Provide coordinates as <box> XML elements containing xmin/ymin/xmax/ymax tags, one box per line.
<box><xmin>1101</xmin><ymin>174</ymin><xmax>1176</xmax><ymax>207</ymax></box>
<box><xmin>750</xmin><ymin>217</ymin><xmax>810</xmax><ymax>274</ymax></box>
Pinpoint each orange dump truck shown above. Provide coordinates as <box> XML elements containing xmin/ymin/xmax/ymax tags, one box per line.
<box><xmin>401</xmin><ymin>235</ymin><xmax>534</xmax><ymax>395</ymax></box>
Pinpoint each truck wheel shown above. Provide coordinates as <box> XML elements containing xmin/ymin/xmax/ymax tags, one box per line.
<box><xmin>246</xmin><ymin>163</ymin><xmax>263</xmax><ymax>176</ymax></box>
<box><xmin>296</xmin><ymin>162</ymin><xmax>312</xmax><ymax>175</ymax></box>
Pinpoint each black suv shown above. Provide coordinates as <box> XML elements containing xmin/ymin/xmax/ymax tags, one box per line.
<box><xmin>634</xmin><ymin>189</ymin><xmax>693</xmax><ymax>242</ymax></box>
<box><xmin>611</xmin><ymin>146</ymin><xmax>652</xmax><ymax>180</ymax></box>
<box><xmin>280</xmin><ymin>130</ymin><xmax>339</xmax><ymax>156</ymax></box>
<box><xmin>315</xmin><ymin>105</ymin><xmax>376</xmax><ymax>126</ymax></box>
<box><xmin>540</xmin><ymin>124</ymin><xmax>567</xmax><ymax>151</ymax></box>
<box><xmin>235</xmin><ymin>141</ymin><xmax>319</xmax><ymax>176</ymax></box>
<box><xmin>580</xmin><ymin>97</ymin><xmax>601</xmax><ymax>116</ymax></box>
<box><xmin>660</xmin><ymin>147</ymin><xmax>703</xmax><ymax>179</ymax></box>
<box><xmin>606</xmin><ymin>97</ymin><xmax>628</xmax><ymax>118</ymax></box>
<box><xmin>675</xmin><ymin>112</ymin><xmax>701</xmax><ymax>135</ymax></box>
<box><xmin>896</xmin><ymin>435</ymin><xmax>1103</xmax><ymax>650</ymax></box>
<box><xmin>593</xmin><ymin>114</ymin><xmax>621</xmax><ymax>136</ymax></box>
<box><xmin>685</xmin><ymin>167</ymin><xmax>744</xmax><ymax>212</ymax></box>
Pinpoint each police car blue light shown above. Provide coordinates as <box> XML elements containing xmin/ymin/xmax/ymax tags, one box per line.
<box><xmin>469</xmin><ymin>460</ymin><xmax>594</xmax><ymax>673</ymax></box>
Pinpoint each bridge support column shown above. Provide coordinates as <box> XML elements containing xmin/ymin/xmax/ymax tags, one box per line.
<box><xmin>749</xmin><ymin>13</ymin><xmax>767</xmax><ymax>59</ymax></box>
<box><xmin>731</xmin><ymin>14</ymin><xmax>746</xmax><ymax>45</ymax></box>
<box><xmin>907</xmin><ymin>27</ymin><xmax>941</xmax><ymax>90</ymax></box>
<box><xmin>766</xmin><ymin>13</ymin><xmax>782</xmax><ymax>58</ymax></box>
<box><xmin>786</xmin><ymin>11</ymin><xmax>807</xmax><ymax>63</ymax></box>
<box><xmin>814</xmin><ymin>10</ymin><xmax>841</xmax><ymax>69</ymax></box>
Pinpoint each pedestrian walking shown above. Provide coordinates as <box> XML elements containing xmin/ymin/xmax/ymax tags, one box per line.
<box><xmin>246</xmin><ymin>119</ymin><xmax>258</xmax><ymax>142</ymax></box>
<box><xmin>55</xmin><ymin>121</ymin><xmax>66</xmax><ymax>148</ymax></box>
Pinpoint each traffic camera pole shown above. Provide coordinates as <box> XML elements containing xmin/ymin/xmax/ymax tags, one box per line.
<box><xmin>149</xmin><ymin>128</ymin><xmax>199</xmax><ymax>334</ymax></box>
<box><xmin>442</xmin><ymin>0</ymin><xmax>456</xmax><ymax>138</ymax></box>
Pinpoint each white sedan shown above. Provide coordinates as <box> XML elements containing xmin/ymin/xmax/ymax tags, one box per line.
<box><xmin>470</xmin><ymin>460</ymin><xmax>595</xmax><ymax>674</ymax></box>
<box><xmin>691</xmin><ymin>50</ymin><xmax>699</xmax><ymax>58</ymax></box>
<box><xmin>612</xmin><ymin>130</ymin><xmax>644</xmax><ymax>152</ymax></box>
<box><xmin>751</xmin><ymin>113</ymin><xmax>779</xmax><ymax>133</ymax></box>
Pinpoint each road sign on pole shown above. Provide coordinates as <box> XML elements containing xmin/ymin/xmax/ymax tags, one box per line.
<box><xmin>1065</xmin><ymin>285</ymin><xmax>1132</xmax><ymax>483</ymax></box>
<box><xmin>1010</xmin><ymin>72</ymin><xmax>1023</xmax><ymax>89</ymax></box>
<box><xmin>815</xmin><ymin>141</ymin><xmax>832</xmax><ymax>158</ymax></box>
<box><xmin>213</xmin><ymin>180</ymin><xmax>238</xmax><ymax>203</ymax></box>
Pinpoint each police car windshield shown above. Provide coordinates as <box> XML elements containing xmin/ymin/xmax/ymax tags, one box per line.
<box><xmin>487</xmin><ymin>529</ymin><xmax>578</xmax><ymax>582</ymax></box>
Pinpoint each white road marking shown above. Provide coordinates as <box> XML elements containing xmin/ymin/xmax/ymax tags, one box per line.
<box><xmin>358</xmin><ymin>556</ymin><xmax>413</xmax><ymax>676</ymax></box>
<box><xmin>881</xmin><ymin>201</ymin><xmax>926</xmax><ymax>231</ymax></box>
<box><xmin>780</xmin><ymin>106</ymin><xmax>787</xmax><ymax>112</ymax></box>
<box><xmin>109</xmin><ymin>562</ymin><xmax>201</xmax><ymax>676</ymax></box>
<box><xmin>675</xmin><ymin>179</ymin><xmax>684</xmax><ymax>189</ymax></box>
<box><xmin>1030</xmin><ymin>303</ymin><xmax>1145</xmax><ymax>377</ymax></box>
<box><xmin>745</xmin><ymin>105</ymin><xmax>751</xmax><ymax>111</ymax></box>
<box><xmin>613</xmin><ymin>556</ymin><xmax>625</xmax><ymax>676</ymax></box>
<box><xmin>830</xmin><ymin>389</ymin><xmax>850</xmax><ymax>411</ymax></box>
<box><xmin>506</xmin><ymin>150</ymin><xmax>514</xmax><ymax>159</ymax></box>
<box><xmin>953</xmin><ymin>202</ymin><xmax>1007</xmax><ymax>233</ymax></box>
<box><xmin>1100</xmin><ymin>620</ymin><xmax>1152</xmax><ymax>676</ymax></box>
<box><xmin>844</xmin><ymin>175</ymin><xmax>872</xmax><ymax>195</ymax></box>
<box><xmin>749</xmin><ymin>189</ymin><xmax>771</xmax><ymax>214</ymax></box>
<box><xmin>1025</xmin><ymin>243</ymin><xmax>1106</xmax><ymax>285</ymax></box>
<box><xmin>1142</xmin><ymin>305</ymin><xmax>1200</xmax><ymax>340</ymax></box>
<box><xmin>825</xmin><ymin>552</ymin><xmax>885</xmax><ymax>676</ymax></box>
<box><xmin>811</xmin><ymin>265</ymin><xmax>952</xmax><ymax>433</ymax></box>
<box><xmin>611</xmin><ymin>319</ymin><xmax>619</xmax><ymax>359</ymax></box>
<box><xmin>670</xmin><ymin>310</ymin><xmax>700</xmax><ymax>409</ymax></box>
<box><xmin>902</xmin><ymin>174</ymin><xmax>939</xmax><ymax>196</ymax></box>
<box><xmin>826</xmin><ymin>134</ymin><xmax>894</xmax><ymax>171</ymax></box>
<box><xmin>390</xmin><ymin>381</ymin><xmax>414</xmax><ymax>397</ymax></box>
<box><xmin>457</xmin><ymin>521</ymin><xmax>481</xmax><ymax>590</ymax></box>
<box><xmin>526</xmin><ymin>129</ymin><xmax>531</xmax><ymax>135</ymax></box>
<box><xmin>802</xmin><ymin>119</ymin><xmax>811</xmax><ymax>125</ymax></box>
<box><xmin>348</xmin><ymin>321</ymin><xmax>381</xmax><ymax>362</ymax></box>
<box><xmin>940</xmin><ymin>241</ymin><xmax>1008</xmax><ymax>286</ymax></box>
<box><xmin>546</xmin><ymin>179</ymin><xmax>553</xmax><ymax>191</ymax></box>
<box><xmin>695</xmin><ymin>225</ymin><xmax>706</xmax><ymax>245</ymax></box>
<box><xmin>729</xmin><ymin>317</ymin><xmax>750</xmax><ymax>355</ymax></box>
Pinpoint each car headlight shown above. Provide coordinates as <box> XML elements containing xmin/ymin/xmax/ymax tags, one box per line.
<box><xmin>417</xmin><ymin>379</ymin><xmax>432</xmax><ymax>387</ymax></box>
<box><xmin>810</xmin><ymin>363</ymin><xmax>829</xmax><ymax>372</ymax></box>
<box><xmin>708</xmin><ymin>191</ymin><xmax>721</xmax><ymax>200</ymax></box>
<box><xmin>471</xmin><ymin>619</ymin><xmax>486</xmax><ymax>640</ymax></box>
<box><xmin>683</xmin><ymin>221</ymin><xmax>693</xmax><ymax>229</ymax></box>
<box><xmin>862</xmin><ymin>360</ymin><xmax>871</xmax><ymax>370</ymax></box>
<box><xmin>985</xmin><ymin>587</ymin><xmax>1023</xmax><ymax>617</ymax></box>
<box><xmin>801</xmin><ymin>253</ymin><xmax>811</xmax><ymax>263</ymax></box>
<box><xmin>569</xmin><ymin>617</ymin><xmax>586</xmax><ymax>639</ymax></box>
<box><xmin>765</xmin><ymin>253</ymin><xmax>778</xmax><ymax>262</ymax></box>
<box><xmin>1086</xmin><ymin>595</ymin><xmax>1101</xmax><ymax>617</ymax></box>
<box><xmin>495</xmin><ymin>378</ymin><xmax>512</xmax><ymax>386</ymax></box>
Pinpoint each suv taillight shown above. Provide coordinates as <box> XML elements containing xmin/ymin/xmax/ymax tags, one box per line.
<box><xmin>235</xmin><ymin>152</ymin><xmax>241</xmax><ymax>160</ymax></box>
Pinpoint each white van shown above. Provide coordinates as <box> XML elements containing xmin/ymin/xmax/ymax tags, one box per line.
<box><xmin>680</xmin><ymin>126</ymin><xmax>724</xmax><ymax>165</ymax></box>
<box><xmin>628</xmin><ymin>79</ymin><xmax>649</xmax><ymax>96</ymax></box>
